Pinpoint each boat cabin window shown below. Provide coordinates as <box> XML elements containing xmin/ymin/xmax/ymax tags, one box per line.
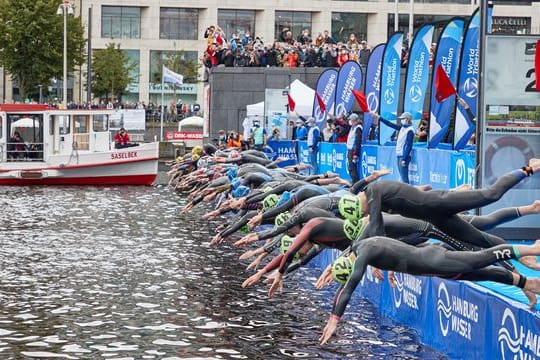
<box><xmin>93</xmin><ymin>114</ymin><xmax>109</xmax><ymax>132</ymax></box>
<box><xmin>50</xmin><ymin>115</ymin><xmax>71</xmax><ymax>135</ymax></box>
<box><xmin>7</xmin><ymin>114</ymin><xmax>44</xmax><ymax>161</ymax></box>
<box><xmin>74</xmin><ymin>115</ymin><xmax>90</xmax><ymax>150</ymax></box>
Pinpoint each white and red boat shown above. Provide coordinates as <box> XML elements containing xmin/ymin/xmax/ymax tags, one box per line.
<box><xmin>0</xmin><ymin>104</ymin><xmax>159</xmax><ymax>186</ymax></box>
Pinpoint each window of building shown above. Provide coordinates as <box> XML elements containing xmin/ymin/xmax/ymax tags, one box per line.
<box><xmin>218</xmin><ymin>9</ymin><xmax>256</xmax><ymax>39</ymax></box>
<box><xmin>160</xmin><ymin>8</ymin><xmax>198</xmax><ymax>40</ymax></box>
<box><xmin>102</xmin><ymin>6</ymin><xmax>140</xmax><ymax>39</ymax></box>
<box><xmin>387</xmin><ymin>14</ymin><xmax>461</xmax><ymax>39</ymax></box>
<box><xmin>331</xmin><ymin>13</ymin><xmax>368</xmax><ymax>44</ymax></box>
<box><xmin>275</xmin><ymin>11</ymin><xmax>312</xmax><ymax>43</ymax></box>
<box><xmin>124</xmin><ymin>50</ymin><xmax>140</xmax><ymax>94</ymax></box>
<box><xmin>149</xmin><ymin>50</ymin><xmax>198</xmax><ymax>85</ymax></box>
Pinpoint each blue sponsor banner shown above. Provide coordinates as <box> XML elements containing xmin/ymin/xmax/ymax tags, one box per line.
<box><xmin>426</xmin><ymin>149</ymin><xmax>451</xmax><ymax>189</ymax></box>
<box><xmin>362</xmin><ymin>44</ymin><xmax>385</xmax><ymax>143</ymax></box>
<box><xmin>379</xmin><ymin>32</ymin><xmax>403</xmax><ymax>145</ymax></box>
<box><xmin>297</xmin><ymin>141</ymin><xmax>310</xmax><ymax>168</ymax></box>
<box><xmin>360</xmin><ymin>144</ymin><xmax>378</xmax><ymax>179</ymax></box>
<box><xmin>334</xmin><ymin>61</ymin><xmax>363</xmax><ymax>117</ymax></box>
<box><xmin>450</xmin><ymin>150</ymin><xmax>475</xmax><ymax>188</ymax></box>
<box><xmin>428</xmin><ymin>18</ymin><xmax>465</xmax><ymax>148</ymax></box>
<box><xmin>265</xmin><ymin>140</ymin><xmax>297</xmax><ymax>167</ymax></box>
<box><xmin>313</xmin><ymin>68</ymin><xmax>339</xmax><ymax>128</ymax></box>
<box><xmin>376</xmin><ymin>146</ymin><xmax>400</xmax><ymax>180</ymax></box>
<box><xmin>383</xmin><ymin>273</ymin><xmax>429</xmax><ymax>329</ymax></box>
<box><xmin>403</xmin><ymin>25</ymin><xmax>434</xmax><ymax>125</ymax></box>
<box><xmin>453</xmin><ymin>10</ymin><xmax>479</xmax><ymax>150</ymax></box>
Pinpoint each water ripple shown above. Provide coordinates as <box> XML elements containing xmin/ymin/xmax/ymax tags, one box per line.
<box><xmin>0</xmin><ymin>186</ymin><xmax>446</xmax><ymax>359</ymax></box>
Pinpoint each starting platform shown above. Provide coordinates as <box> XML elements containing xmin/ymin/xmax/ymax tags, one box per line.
<box><xmin>311</xmin><ymin>248</ymin><xmax>540</xmax><ymax>360</ymax></box>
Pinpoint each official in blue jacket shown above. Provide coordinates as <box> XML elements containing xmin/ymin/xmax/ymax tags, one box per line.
<box><xmin>306</xmin><ymin>117</ymin><xmax>320</xmax><ymax>175</ymax></box>
<box><xmin>371</xmin><ymin>111</ymin><xmax>415</xmax><ymax>184</ymax></box>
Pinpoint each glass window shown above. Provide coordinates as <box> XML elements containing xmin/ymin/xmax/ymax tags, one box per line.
<box><xmin>160</xmin><ymin>8</ymin><xmax>198</xmax><ymax>40</ymax></box>
<box><xmin>102</xmin><ymin>6</ymin><xmax>140</xmax><ymax>39</ymax></box>
<box><xmin>387</xmin><ymin>14</ymin><xmax>459</xmax><ymax>39</ymax></box>
<box><xmin>93</xmin><ymin>115</ymin><xmax>109</xmax><ymax>132</ymax></box>
<box><xmin>331</xmin><ymin>13</ymin><xmax>368</xmax><ymax>44</ymax></box>
<box><xmin>124</xmin><ymin>50</ymin><xmax>140</xmax><ymax>94</ymax></box>
<box><xmin>218</xmin><ymin>9</ymin><xmax>256</xmax><ymax>39</ymax></box>
<box><xmin>74</xmin><ymin>115</ymin><xmax>89</xmax><ymax>133</ymax></box>
<box><xmin>149</xmin><ymin>50</ymin><xmax>198</xmax><ymax>84</ymax></box>
<box><xmin>275</xmin><ymin>11</ymin><xmax>312</xmax><ymax>42</ymax></box>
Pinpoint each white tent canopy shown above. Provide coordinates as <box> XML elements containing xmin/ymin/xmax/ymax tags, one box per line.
<box><xmin>11</xmin><ymin>117</ymin><xmax>40</xmax><ymax>128</ymax></box>
<box><xmin>178</xmin><ymin>116</ymin><xmax>204</xmax><ymax>130</ymax></box>
<box><xmin>246</xmin><ymin>101</ymin><xmax>264</xmax><ymax>117</ymax></box>
<box><xmin>245</xmin><ymin>79</ymin><xmax>315</xmax><ymax>118</ymax></box>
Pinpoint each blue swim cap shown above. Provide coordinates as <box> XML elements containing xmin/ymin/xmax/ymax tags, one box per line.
<box><xmin>227</xmin><ymin>166</ymin><xmax>238</xmax><ymax>181</ymax></box>
<box><xmin>232</xmin><ymin>185</ymin><xmax>250</xmax><ymax>198</ymax></box>
<box><xmin>230</xmin><ymin>178</ymin><xmax>242</xmax><ymax>190</ymax></box>
<box><xmin>277</xmin><ymin>191</ymin><xmax>291</xmax><ymax>207</ymax></box>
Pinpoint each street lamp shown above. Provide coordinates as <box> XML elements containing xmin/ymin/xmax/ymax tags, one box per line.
<box><xmin>57</xmin><ymin>0</ymin><xmax>74</xmax><ymax>109</ymax></box>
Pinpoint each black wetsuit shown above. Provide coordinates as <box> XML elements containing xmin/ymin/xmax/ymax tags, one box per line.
<box><xmin>331</xmin><ymin>237</ymin><xmax>523</xmax><ymax>318</ymax></box>
<box><xmin>361</xmin><ymin>170</ymin><xmax>527</xmax><ymax>250</ymax></box>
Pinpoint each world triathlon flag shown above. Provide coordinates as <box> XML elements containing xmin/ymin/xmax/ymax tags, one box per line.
<box><xmin>379</xmin><ymin>32</ymin><xmax>403</xmax><ymax>145</ymax></box>
<box><xmin>453</xmin><ymin>6</ymin><xmax>493</xmax><ymax>150</ymax></box>
<box><xmin>313</xmin><ymin>68</ymin><xmax>339</xmax><ymax>127</ymax></box>
<box><xmin>428</xmin><ymin>19</ymin><xmax>465</xmax><ymax>148</ymax></box>
<box><xmin>163</xmin><ymin>66</ymin><xmax>184</xmax><ymax>85</ymax></box>
<box><xmin>334</xmin><ymin>61</ymin><xmax>363</xmax><ymax>118</ymax></box>
<box><xmin>362</xmin><ymin>43</ymin><xmax>385</xmax><ymax>143</ymax></box>
<box><xmin>403</xmin><ymin>24</ymin><xmax>434</xmax><ymax>127</ymax></box>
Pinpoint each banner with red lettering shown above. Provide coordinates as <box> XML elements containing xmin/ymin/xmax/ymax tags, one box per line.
<box><xmin>164</xmin><ymin>132</ymin><xmax>203</xmax><ymax>141</ymax></box>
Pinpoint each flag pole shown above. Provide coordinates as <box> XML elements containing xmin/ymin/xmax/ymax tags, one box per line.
<box><xmin>160</xmin><ymin>65</ymin><xmax>164</xmax><ymax>142</ymax></box>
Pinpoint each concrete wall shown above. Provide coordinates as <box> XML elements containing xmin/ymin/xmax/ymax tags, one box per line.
<box><xmin>208</xmin><ymin>67</ymin><xmax>326</xmax><ymax>140</ymax></box>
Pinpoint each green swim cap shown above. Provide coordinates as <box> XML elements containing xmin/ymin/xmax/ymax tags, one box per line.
<box><xmin>338</xmin><ymin>194</ymin><xmax>363</xmax><ymax>221</ymax></box>
<box><xmin>263</xmin><ymin>194</ymin><xmax>279</xmax><ymax>210</ymax></box>
<box><xmin>239</xmin><ymin>224</ymin><xmax>250</xmax><ymax>234</ymax></box>
<box><xmin>280</xmin><ymin>234</ymin><xmax>300</xmax><ymax>260</ymax></box>
<box><xmin>343</xmin><ymin>218</ymin><xmax>366</xmax><ymax>241</ymax></box>
<box><xmin>275</xmin><ymin>211</ymin><xmax>291</xmax><ymax>227</ymax></box>
<box><xmin>332</xmin><ymin>256</ymin><xmax>353</xmax><ymax>284</ymax></box>
<box><xmin>263</xmin><ymin>185</ymin><xmax>273</xmax><ymax>193</ymax></box>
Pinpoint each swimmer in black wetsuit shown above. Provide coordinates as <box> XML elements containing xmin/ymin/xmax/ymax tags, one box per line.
<box><xmin>350</xmin><ymin>161</ymin><xmax>540</xmax><ymax>269</ymax></box>
<box><xmin>319</xmin><ymin>237</ymin><xmax>540</xmax><ymax>344</ymax></box>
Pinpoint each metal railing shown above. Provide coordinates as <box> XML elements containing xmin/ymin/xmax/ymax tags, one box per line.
<box><xmin>5</xmin><ymin>142</ymin><xmax>44</xmax><ymax>161</ymax></box>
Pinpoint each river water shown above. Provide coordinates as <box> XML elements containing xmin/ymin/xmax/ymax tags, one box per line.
<box><xmin>0</xmin><ymin>185</ymin><xmax>446</xmax><ymax>359</ymax></box>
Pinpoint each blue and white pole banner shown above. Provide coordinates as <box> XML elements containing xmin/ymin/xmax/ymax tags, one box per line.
<box><xmin>403</xmin><ymin>24</ymin><xmax>435</xmax><ymax>127</ymax></box>
<box><xmin>428</xmin><ymin>18</ymin><xmax>466</xmax><ymax>148</ymax></box>
<box><xmin>379</xmin><ymin>32</ymin><xmax>404</xmax><ymax>145</ymax></box>
<box><xmin>265</xmin><ymin>140</ymin><xmax>297</xmax><ymax>167</ymax></box>
<box><xmin>313</xmin><ymin>68</ymin><xmax>339</xmax><ymax>128</ymax></box>
<box><xmin>334</xmin><ymin>61</ymin><xmax>363</xmax><ymax>118</ymax></box>
<box><xmin>452</xmin><ymin>7</ymin><xmax>491</xmax><ymax>150</ymax></box>
<box><xmin>362</xmin><ymin>44</ymin><xmax>386</xmax><ymax>144</ymax></box>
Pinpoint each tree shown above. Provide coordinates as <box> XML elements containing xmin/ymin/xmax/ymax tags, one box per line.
<box><xmin>151</xmin><ymin>50</ymin><xmax>201</xmax><ymax>84</ymax></box>
<box><xmin>0</xmin><ymin>0</ymin><xmax>86</xmax><ymax>101</ymax></box>
<box><xmin>91</xmin><ymin>43</ymin><xmax>136</xmax><ymax>102</ymax></box>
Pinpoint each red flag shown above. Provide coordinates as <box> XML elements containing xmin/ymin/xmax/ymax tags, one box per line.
<box><xmin>316</xmin><ymin>92</ymin><xmax>326</xmax><ymax>113</ymax></box>
<box><xmin>287</xmin><ymin>93</ymin><xmax>296</xmax><ymax>112</ymax></box>
<box><xmin>435</xmin><ymin>64</ymin><xmax>457</xmax><ymax>102</ymax></box>
<box><xmin>535</xmin><ymin>40</ymin><xmax>540</xmax><ymax>91</ymax></box>
<box><xmin>352</xmin><ymin>89</ymin><xmax>369</xmax><ymax>113</ymax></box>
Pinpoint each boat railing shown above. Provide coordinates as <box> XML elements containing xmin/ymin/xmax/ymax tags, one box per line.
<box><xmin>5</xmin><ymin>141</ymin><xmax>44</xmax><ymax>162</ymax></box>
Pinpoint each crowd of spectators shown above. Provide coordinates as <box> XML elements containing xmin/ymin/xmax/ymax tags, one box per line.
<box><xmin>202</xmin><ymin>25</ymin><xmax>381</xmax><ymax>71</ymax></box>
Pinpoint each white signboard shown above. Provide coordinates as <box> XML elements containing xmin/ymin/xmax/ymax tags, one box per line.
<box><xmin>484</xmin><ymin>36</ymin><xmax>540</xmax><ymax>105</ymax></box>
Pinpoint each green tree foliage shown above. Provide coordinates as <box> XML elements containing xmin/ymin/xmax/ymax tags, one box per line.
<box><xmin>0</xmin><ymin>0</ymin><xmax>86</xmax><ymax>100</ymax></box>
<box><xmin>91</xmin><ymin>43</ymin><xmax>135</xmax><ymax>101</ymax></box>
<box><xmin>151</xmin><ymin>50</ymin><xmax>200</xmax><ymax>84</ymax></box>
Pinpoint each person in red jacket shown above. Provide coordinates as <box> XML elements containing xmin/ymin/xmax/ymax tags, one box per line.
<box><xmin>114</xmin><ymin>128</ymin><xmax>130</xmax><ymax>149</ymax></box>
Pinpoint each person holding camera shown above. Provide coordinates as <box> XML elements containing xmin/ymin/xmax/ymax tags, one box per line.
<box><xmin>114</xmin><ymin>128</ymin><xmax>131</xmax><ymax>149</ymax></box>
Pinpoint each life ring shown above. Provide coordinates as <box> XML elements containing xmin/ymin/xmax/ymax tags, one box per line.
<box><xmin>484</xmin><ymin>135</ymin><xmax>534</xmax><ymax>184</ymax></box>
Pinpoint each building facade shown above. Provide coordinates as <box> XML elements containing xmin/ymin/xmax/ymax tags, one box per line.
<box><xmin>2</xmin><ymin>0</ymin><xmax>540</xmax><ymax>105</ymax></box>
